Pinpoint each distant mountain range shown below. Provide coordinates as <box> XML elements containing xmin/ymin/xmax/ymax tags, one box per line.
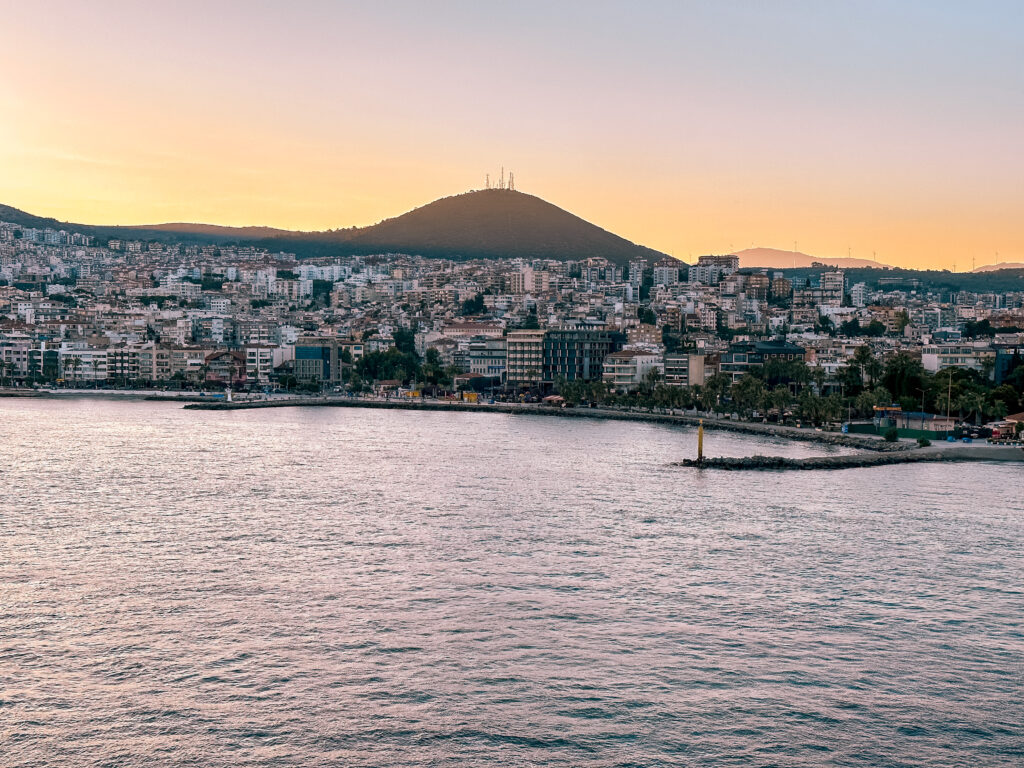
<box><xmin>0</xmin><ymin>190</ymin><xmax>671</xmax><ymax>266</ymax></box>
<box><xmin>735</xmin><ymin>247</ymin><xmax>893</xmax><ymax>270</ymax></box>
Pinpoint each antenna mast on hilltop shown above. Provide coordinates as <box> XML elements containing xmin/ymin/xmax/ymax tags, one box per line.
<box><xmin>484</xmin><ymin>167</ymin><xmax>516</xmax><ymax>190</ymax></box>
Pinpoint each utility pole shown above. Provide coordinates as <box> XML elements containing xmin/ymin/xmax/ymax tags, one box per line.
<box><xmin>946</xmin><ymin>369</ymin><xmax>952</xmax><ymax>434</ymax></box>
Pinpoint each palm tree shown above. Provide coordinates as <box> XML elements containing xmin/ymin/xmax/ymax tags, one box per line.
<box><xmin>66</xmin><ymin>355</ymin><xmax>82</xmax><ymax>385</ymax></box>
<box><xmin>811</xmin><ymin>365</ymin><xmax>826</xmax><ymax>395</ymax></box>
<box><xmin>956</xmin><ymin>391</ymin><xmax>987</xmax><ymax>425</ymax></box>
<box><xmin>699</xmin><ymin>373</ymin><xmax>729</xmax><ymax>413</ymax></box>
<box><xmin>730</xmin><ymin>374</ymin><xmax>765</xmax><ymax>418</ymax></box>
<box><xmin>852</xmin><ymin>345</ymin><xmax>873</xmax><ymax>372</ymax></box>
<box><xmin>980</xmin><ymin>357</ymin><xmax>995</xmax><ymax>383</ymax></box>
<box><xmin>990</xmin><ymin>399</ymin><xmax>1009</xmax><ymax>422</ymax></box>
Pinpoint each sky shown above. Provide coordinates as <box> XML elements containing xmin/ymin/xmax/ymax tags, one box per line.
<box><xmin>1</xmin><ymin>0</ymin><xmax>1021</xmax><ymax>269</ymax></box>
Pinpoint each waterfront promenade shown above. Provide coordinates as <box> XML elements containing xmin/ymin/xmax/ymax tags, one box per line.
<box><xmin>180</xmin><ymin>393</ymin><xmax>1024</xmax><ymax>467</ymax></box>
<box><xmin>11</xmin><ymin>388</ymin><xmax>1021</xmax><ymax>467</ymax></box>
<box><xmin>182</xmin><ymin>394</ymin><xmax>896</xmax><ymax>450</ymax></box>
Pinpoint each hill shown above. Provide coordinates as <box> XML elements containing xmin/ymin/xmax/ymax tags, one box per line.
<box><xmin>250</xmin><ymin>189</ymin><xmax>670</xmax><ymax>264</ymax></box>
<box><xmin>0</xmin><ymin>204</ymin><xmax>67</xmax><ymax>231</ymax></box>
<box><xmin>736</xmin><ymin>247</ymin><xmax>892</xmax><ymax>270</ymax></box>
<box><xmin>973</xmin><ymin>262</ymin><xmax>1024</xmax><ymax>273</ymax></box>
<box><xmin>0</xmin><ymin>204</ymin><xmax>244</xmax><ymax>245</ymax></box>
<box><xmin>126</xmin><ymin>222</ymin><xmax>293</xmax><ymax>238</ymax></box>
<box><xmin>0</xmin><ymin>190</ymin><xmax>671</xmax><ymax>265</ymax></box>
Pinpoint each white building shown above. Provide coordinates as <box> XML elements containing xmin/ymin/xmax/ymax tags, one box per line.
<box><xmin>602</xmin><ymin>349</ymin><xmax>664</xmax><ymax>391</ymax></box>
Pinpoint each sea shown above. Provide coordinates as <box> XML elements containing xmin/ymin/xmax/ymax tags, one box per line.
<box><xmin>1</xmin><ymin>398</ymin><xmax>1021</xmax><ymax>767</ymax></box>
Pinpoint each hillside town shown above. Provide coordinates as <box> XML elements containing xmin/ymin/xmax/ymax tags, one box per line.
<box><xmin>2</xmin><ymin>219</ymin><xmax>1023</xmax><ymax>436</ymax></box>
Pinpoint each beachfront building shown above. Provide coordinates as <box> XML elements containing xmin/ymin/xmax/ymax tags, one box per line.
<box><xmin>602</xmin><ymin>349</ymin><xmax>663</xmax><ymax>392</ymax></box>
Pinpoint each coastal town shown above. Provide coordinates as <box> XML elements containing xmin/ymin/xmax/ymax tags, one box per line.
<box><xmin>2</xmin><ymin>218</ymin><xmax>1023</xmax><ymax>440</ymax></box>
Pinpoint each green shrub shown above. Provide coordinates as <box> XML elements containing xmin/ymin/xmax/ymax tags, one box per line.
<box><xmin>917</xmin><ymin>437</ymin><xmax>931</xmax><ymax>447</ymax></box>
<box><xmin>884</xmin><ymin>426</ymin><xmax>899</xmax><ymax>442</ymax></box>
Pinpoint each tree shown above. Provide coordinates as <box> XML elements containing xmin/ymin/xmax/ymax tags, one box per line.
<box><xmin>554</xmin><ymin>376</ymin><xmax>585</xmax><ymax>405</ymax></box>
<box><xmin>442</xmin><ymin>365</ymin><xmax>461</xmax><ymax>388</ymax></box>
<box><xmin>699</xmin><ymin>373</ymin><xmax>729</xmax><ymax>412</ymax></box>
<box><xmin>865</xmin><ymin>320</ymin><xmax>887</xmax><ymax>337</ymax></box>
<box><xmin>864</xmin><ymin>357</ymin><xmax>883</xmax><ymax>388</ymax></box>
<box><xmin>730</xmin><ymin>373</ymin><xmax>766</xmax><ymax>417</ymax></box>
<box><xmin>421</xmin><ymin>348</ymin><xmax>444</xmax><ymax>393</ymax></box>
<box><xmin>980</xmin><ymin>356</ymin><xmax>995</xmax><ymax>384</ymax></box>
<box><xmin>963</xmin><ymin>319</ymin><xmax>996</xmax><ymax>339</ymax></box>
<box><xmin>393</xmin><ymin>326</ymin><xmax>418</xmax><ymax>357</ymax></box>
<box><xmin>956</xmin><ymin>391</ymin><xmax>987</xmax><ymax>425</ymax></box>
<box><xmin>641</xmin><ymin>366</ymin><xmax>663</xmax><ymax>391</ymax></box>
<box><xmin>852</xmin><ymin>345</ymin><xmax>883</xmax><ymax>389</ymax></box>
<box><xmin>519</xmin><ymin>312</ymin><xmax>540</xmax><ymax>330</ymax></box>
<box><xmin>836</xmin><ymin>363</ymin><xmax>865</xmax><ymax>397</ymax></box>
<box><xmin>811</xmin><ymin>365</ymin><xmax>826</xmax><ymax>395</ymax></box>
<box><xmin>662</xmin><ymin>327</ymin><xmax>683</xmax><ymax>353</ymax></box>
<box><xmin>852</xmin><ymin>345</ymin><xmax>874</xmax><ymax>371</ymax></box>
<box><xmin>815</xmin><ymin>315</ymin><xmax>836</xmax><ymax>336</ymax></box>
<box><xmin>356</xmin><ymin>349</ymin><xmax>421</xmax><ymax>386</ymax></box>
<box><xmin>638</xmin><ymin>306</ymin><xmax>657</xmax><ymax>325</ymax></box>
<box><xmin>769</xmin><ymin>385</ymin><xmax>792</xmax><ymax>415</ymax></box>
<box><xmin>989</xmin><ymin>384</ymin><xmax>1020</xmax><ymax>415</ymax></box>
<box><xmin>854</xmin><ymin>386</ymin><xmax>892</xmax><ymax>418</ymax></box>
<box><xmin>587</xmin><ymin>380</ymin><xmax>610</xmax><ymax>406</ymax></box>
<box><xmin>460</xmin><ymin>293</ymin><xmax>485</xmax><ymax>315</ymax></box>
<box><xmin>762</xmin><ymin>359</ymin><xmax>810</xmax><ymax>389</ymax></box>
<box><xmin>990</xmin><ymin>399</ymin><xmax>1009</xmax><ymax>422</ymax></box>
<box><xmin>66</xmin><ymin>355</ymin><xmax>82</xmax><ymax>384</ymax></box>
<box><xmin>839</xmin><ymin>318</ymin><xmax>862</xmax><ymax>337</ymax></box>
<box><xmin>882</xmin><ymin>353</ymin><xmax>926</xmax><ymax>401</ymax></box>
<box><xmin>935</xmin><ymin>374</ymin><xmax>960</xmax><ymax>418</ymax></box>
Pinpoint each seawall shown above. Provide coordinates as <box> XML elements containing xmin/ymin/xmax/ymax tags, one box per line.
<box><xmin>674</xmin><ymin>444</ymin><xmax>1024</xmax><ymax>470</ymax></box>
<box><xmin>183</xmin><ymin>396</ymin><xmax>905</xmax><ymax>453</ymax></box>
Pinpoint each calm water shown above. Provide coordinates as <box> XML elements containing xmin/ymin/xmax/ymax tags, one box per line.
<box><xmin>1</xmin><ymin>399</ymin><xmax>1022</xmax><ymax>767</ymax></box>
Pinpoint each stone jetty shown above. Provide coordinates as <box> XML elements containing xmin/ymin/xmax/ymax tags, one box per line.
<box><xmin>675</xmin><ymin>444</ymin><xmax>1024</xmax><ymax>470</ymax></box>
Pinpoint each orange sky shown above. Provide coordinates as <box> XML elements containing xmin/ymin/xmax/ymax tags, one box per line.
<box><xmin>1</xmin><ymin>2</ymin><xmax>1021</xmax><ymax>269</ymax></box>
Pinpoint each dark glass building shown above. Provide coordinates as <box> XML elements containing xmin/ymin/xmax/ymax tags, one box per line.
<box><xmin>542</xmin><ymin>329</ymin><xmax>625</xmax><ymax>383</ymax></box>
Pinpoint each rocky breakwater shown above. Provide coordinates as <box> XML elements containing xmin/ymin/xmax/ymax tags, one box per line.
<box><xmin>674</xmin><ymin>443</ymin><xmax>1024</xmax><ymax>470</ymax></box>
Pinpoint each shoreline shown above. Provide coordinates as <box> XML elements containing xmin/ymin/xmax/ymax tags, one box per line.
<box><xmin>7</xmin><ymin>389</ymin><xmax>1021</xmax><ymax>466</ymax></box>
<box><xmin>180</xmin><ymin>395</ymin><xmax>904</xmax><ymax>452</ymax></box>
